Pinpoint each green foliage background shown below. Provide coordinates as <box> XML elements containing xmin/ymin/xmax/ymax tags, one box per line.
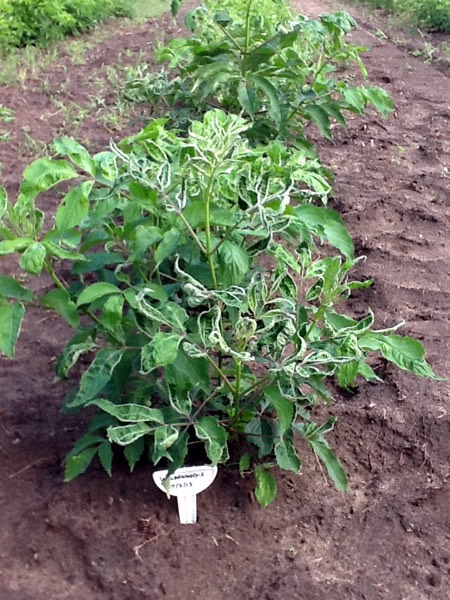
<box><xmin>0</xmin><ymin>0</ymin><xmax>132</xmax><ymax>51</ymax></box>
<box><xmin>356</xmin><ymin>0</ymin><xmax>450</xmax><ymax>32</ymax></box>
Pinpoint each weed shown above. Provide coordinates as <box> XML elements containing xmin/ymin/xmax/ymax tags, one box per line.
<box><xmin>0</xmin><ymin>104</ymin><xmax>14</xmax><ymax>142</ymax></box>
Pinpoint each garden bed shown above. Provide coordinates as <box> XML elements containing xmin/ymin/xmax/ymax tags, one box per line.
<box><xmin>0</xmin><ymin>1</ymin><xmax>449</xmax><ymax>599</ymax></box>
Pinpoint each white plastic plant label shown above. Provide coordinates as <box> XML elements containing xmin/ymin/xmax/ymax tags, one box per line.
<box><xmin>152</xmin><ymin>465</ymin><xmax>218</xmax><ymax>524</ymax></box>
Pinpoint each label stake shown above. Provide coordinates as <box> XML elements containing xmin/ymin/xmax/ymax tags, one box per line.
<box><xmin>152</xmin><ymin>465</ymin><xmax>218</xmax><ymax>524</ymax></box>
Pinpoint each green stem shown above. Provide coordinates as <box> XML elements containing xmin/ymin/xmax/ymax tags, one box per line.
<box><xmin>305</xmin><ymin>305</ymin><xmax>325</xmax><ymax>340</ymax></box>
<box><xmin>176</xmin><ymin>207</ymin><xmax>207</xmax><ymax>255</ymax></box>
<box><xmin>230</xmin><ymin>375</ymin><xmax>273</xmax><ymax>426</ymax></box>
<box><xmin>205</xmin><ymin>354</ymin><xmax>235</xmax><ymax>395</ymax></box>
<box><xmin>44</xmin><ymin>259</ymin><xmax>67</xmax><ymax>292</ymax></box>
<box><xmin>217</xmin><ymin>23</ymin><xmax>246</xmax><ymax>54</ymax></box>
<box><xmin>233</xmin><ymin>358</ymin><xmax>242</xmax><ymax>413</ymax></box>
<box><xmin>205</xmin><ymin>201</ymin><xmax>218</xmax><ymax>289</ymax></box>
<box><xmin>204</xmin><ymin>165</ymin><xmax>219</xmax><ymax>289</ymax></box>
<box><xmin>244</xmin><ymin>0</ymin><xmax>253</xmax><ymax>54</ymax></box>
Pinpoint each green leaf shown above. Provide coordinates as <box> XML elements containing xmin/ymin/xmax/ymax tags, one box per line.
<box><xmin>271</xmin><ymin>244</ymin><xmax>301</xmax><ymax>275</ymax></box>
<box><xmin>66</xmin><ymin>434</ymin><xmax>104</xmax><ymax>458</ymax></box>
<box><xmin>64</xmin><ymin>447</ymin><xmax>98</xmax><ymax>482</ymax></box>
<box><xmin>152</xmin><ymin>425</ymin><xmax>179</xmax><ymax>464</ymax></box>
<box><xmin>19</xmin><ymin>242</ymin><xmax>46</xmax><ymax>275</ymax></box>
<box><xmin>357</xmin><ymin>361</ymin><xmax>383</xmax><ymax>383</ymax></box>
<box><xmin>0</xmin><ymin>238</ymin><xmax>33</xmax><ymax>255</ymax></box>
<box><xmin>359</xmin><ymin>333</ymin><xmax>441</xmax><ymax>380</ymax></box>
<box><xmin>238</xmin><ymin>83</ymin><xmax>255</xmax><ymax>118</ymax></box>
<box><xmin>274</xmin><ymin>438</ymin><xmax>301</xmax><ymax>473</ymax></box>
<box><xmin>167</xmin><ymin>431</ymin><xmax>189</xmax><ymax>474</ymax></box>
<box><xmin>40</xmin><ymin>288</ymin><xmax>79</xmax><ymax>327</ymax></box>
<box><xmin>56</xmin><ymin>341</ymin><xmax>95</xmax><ymax>378</ymax></box>
<box><xmin>183</xmin><ymin>202</ymin><xmax>234</xmax><ymax>228</ymax></box>
<box><xmin>137</xmin><ymin>293</ymin><xmax>188</xmax><ymax>329</ymax></box>
<box><xmin>253</xmin><ymin>75</ymin><xmax>282</xmax><ymax>127</ymax></box>
<box><xmin>107</xmin><ymin>423</ymin><xmax>152</xmax><ymax>446</ymax></box>
<box><xmin>16</xmin><ymin>158</ymin><xmax>78</xmax><ymax>216</ymax></box>
<box><xmin>337</xmin><ymin>361</ymin><xmax>359</xmax><ymax>389</ymax></box>
<box><xmin>0</xmin><ymin>276</ymin><xmax>33</xmax><ymax>301</ymax></box>
<box><xmin>342</xmin><ymin>87</ymin><xmax>365</xmax><ymax>114</ymax></box>
<box><xmin>67</xmin><ymin>349</ymin><xmax>123</xmax><ymax>407</ymax></box>
<box><xmin>254</xmin><ymin>465</ymin><xmax>277</xmax><ymax>507</ymax></box>
<box><xmin>362</xmin><ymin>86</ymin><xmax>394</xmax><ymax>118</ymax></box>
<box><xmin>91</xmin><ymin>399</ymin><xmax>165</xmax><ymax>424</ymax></box>
<box><xmin>76</xmin><ymin>282</ymin><xmax>121</xmax><ymax>306</ymax></box>
<box><xmin>55</xmin><ymin>181</ymin><xmax>93</xmax><ymax>231</ymax></box>
<box><xmin>239</xmin><ymin>453</ymin><xmax>250</xmax><ymax>473</ymax></box>
<box><xmin>132</xmin><ymin>225</ymin><xmax>163</xmax><ymax>257</ymax></box>
<box><xmin>53</xmin><ymin>137</ymin><xmax>96</xmax><ymax>175</ymax></box>
<box><xmin>102</xmin><ymin>294</ymin><xmax>124</xmax><ymax>336</ymax></box>
<box><xmin>98</xmin><ymin>441</ymin><xmax>113</xmax><ymax>477</ymax></box>
<box><xmin>72</xmin><ymin>251</ymin><xmax>123</xmax><ymax>275</ymax></box>
<box><xmin>43</xmin><ymin>241</ymin><xmax>86</xmax><ymax>262</ymax></box>
<box><xmin>218</xmin><ymin>241</ymin><xmax>249</xmax><ymax>286</ymax></box>
<box><xmin>245</xmin><ymin>418</ymin><xmax>274</xmax><ymax>457</ymax></box>
<box><xmin>309</xmin><ymin>436</ymin><xmax>348</xmax><ymax>492</ymax></box>
<box><xmin>167</xmin><ymin>348</ymin><xmax>211</xmax><ymax>394</ymax></box>
<box><xmin>194</xmin><ymin>416</ymin><xmax>228</xmax><ymax>465</ymax></box>
<box><xmin>264</xmin><ymin>385</ymin><xmax>294</xmax><ymax>435</ymax></box>
<box><xmin>140</xmin><ymin>332</ymin><xmax>182</xmax><ymax>373</ymax></box>
<box><xmin>124</xmin><ymin>437</ymin><xmax>145</xmax><ymax>472</ymax></box>
<box><xmin>0</xmin><ymin>301</ymin><xmax>25</xmax><ymax>358</ymax></box>
<box><xmin>154</xmin><ymin>228</ymin><xmax>180</xmax><ymax>265</ymax></box>
<box><xmin>305</xmin><ymin>105</ymin><xmax>332</xmax><ymax>140</ymax></box>
<box><xmin>296</xmin><ymin>205</ymin><xmax>354</xmax><ymax>259</ymax></box>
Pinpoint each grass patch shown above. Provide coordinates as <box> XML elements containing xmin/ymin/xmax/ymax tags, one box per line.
<box><xmin>130</xmin><ymin>0</ymin><xmax>170</xmax><ymax>18</ymax></box>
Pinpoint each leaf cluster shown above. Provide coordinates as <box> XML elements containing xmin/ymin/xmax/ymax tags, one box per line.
<box><xmin>125</xmin><ymin>0</ymin><xmax>393</xmax><ymax>146</ymax></box>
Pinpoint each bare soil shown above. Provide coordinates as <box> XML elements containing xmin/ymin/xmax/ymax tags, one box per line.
<box><xmin>0</xmin><ymin>2</ymin><xmax>449</xmax><ymax>599</ymax></box>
